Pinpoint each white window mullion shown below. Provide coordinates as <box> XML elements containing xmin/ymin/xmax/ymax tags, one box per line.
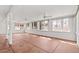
<box><xmin>61</xmin><ymin>19</ymin><xmax>63</xmax><ymax>32</ymax></box>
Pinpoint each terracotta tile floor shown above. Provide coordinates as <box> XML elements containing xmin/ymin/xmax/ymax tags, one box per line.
<box><xmin>0</xmin><ymin>33</ymin><xmax>79</xmax><ymax>53</ymax></box>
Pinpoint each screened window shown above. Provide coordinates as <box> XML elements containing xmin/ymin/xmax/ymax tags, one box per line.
<box><xmin>26</xmin><ymin>23</ymin><xmax>30</xmax><ymax>30</ymax></box>
<box><xmin>52</xmin><ymin>20</ymin><xmax>62</xmax><ymax>32</ymax></box>
<box><xmin>34</xmin><ymin>22</ymin><xmax>38</xmax><ymax>29</ymax></box>
<box><xmin>14</xmin><ymin>23</ymin><xmax>24</xmax><ymax>31</ymax></box>
<box><xmin>62</xmin><ymin>18</ymin><xmax>70</xmax><ymax>32</ymax></box>
<box><xmin>32</xmin><ymin>22</ymin><xmax>38</xmax><ymax>29</ymax></box>
<box><xmin>15</xmin><ymin>23</ymin><xmax>20</xmax><ymax>30</ymax></box>
<box><xmin>40</xmin><ymin>20</ymin><xmax>48</xmax><ymax>31</ymax></box>
<box><xmin>20</xmin><ymin>24</ymin><xmax>24</xmax><ymax>30</ymax></box>
<box><xmin>52</xmin><ymin>18</ymin><xmax>70</xmax><ymax>32</ymax></box>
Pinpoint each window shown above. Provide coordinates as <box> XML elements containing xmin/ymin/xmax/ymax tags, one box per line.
<box><xmin>26</xmin><ymin>23</ymin><xmax>30</xmax><ymax>30</ymax></box>
<box><xmin>62</xmin><ymin>18</ymin><xmax>70</xmax><ymax>32</ymax></box>
<box><xmin>32</xmin><ymin>22</ymin><xmax>38</xmax><ymax>29</ymax></box>
<box><xmin>52</xmin><ymin>20</ymin><xmax>62</xmax><ymax>32</ymax></box>
<box><xmin>40</xmin><ymin>20</ymin><xmax>48</xmax><ymax>31</ymax></box>
<box><xmin>15</xmin><ymin>23</ymin><xmax>20</xmax><ymax>30</ymax></box>
<box><xmin>14</xmin><ymin>23</ymin><xmax>24</xmax><ymax>31</ymax></box>
<box><xmin>34</xmin><ymin>22</ymin><xmax>38</xmax><ymax>29</ymax></box>
<box><xmin>20</xmin><ymin>24</ymin><xmax>24</xmax><ymax>30</ymax></box>
<box><xmin>52</xmin><ymin>18</ymin><xmax>70</xmax><ymax>32</ymax></box>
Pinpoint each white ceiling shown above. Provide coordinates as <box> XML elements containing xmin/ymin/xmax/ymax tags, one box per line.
<box><xmin>0</xmin><ymin>5</ymin><xmax>78</xmax><ymax>22</ymax></box>
<box><xmin>0</xmin><ymin>5</ymin><xmax>10</xmax><ymax>22</ymax></box>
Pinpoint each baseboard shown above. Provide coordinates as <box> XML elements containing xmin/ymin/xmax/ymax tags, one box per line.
<box><xmin>27</xmin><ymin>32</ymin><xmax>76</xmax><ymax>43</ymax></box>
<box><xmin>1</xmin><ymin>32</ymin><xmax>76</xmax><ymax>43</ymax></box>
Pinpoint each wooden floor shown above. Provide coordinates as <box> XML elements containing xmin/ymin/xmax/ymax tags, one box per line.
<box><xmin>0</xmin><ymin>33</ymin><xmax>79</xmax><ymax>53</ymax></box>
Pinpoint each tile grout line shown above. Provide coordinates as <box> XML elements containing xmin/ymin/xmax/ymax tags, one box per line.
<box><xmin>51</xmin><ymin>42</ymin><xmax>61</xmax><ymax>53</ymax></box>
<box><xmin>23</xmin><ymin>39</ymin><xmax>49</xmax><ymax>53</ymax></box>
<box><xmin>8</xmin><ymin>45</ymin><xmax>15</xmax><ymax>53</ymax></box>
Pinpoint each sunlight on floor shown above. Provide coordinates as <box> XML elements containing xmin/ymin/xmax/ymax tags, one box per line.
<box><xmin>60</xmin><ymin>40</ymin><xmax>76</xmax><ymax>46</ymax></box>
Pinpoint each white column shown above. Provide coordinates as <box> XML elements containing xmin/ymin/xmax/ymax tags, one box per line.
<box><xmin>6</xmin><ymin>13</ymin><xmax>13</xmax><ymax>45</ymax></box>
<box><xmin>37</xmin><ymin>22</ymin><xmax>40</xmax><ymax>30</ymax></box>
<box><xmin>23</xmin><ymin>23</ymin><xmax>26</xmax><ymax>33</ymax></box>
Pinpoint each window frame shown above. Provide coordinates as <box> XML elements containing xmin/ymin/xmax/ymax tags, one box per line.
<box><xmin>51</xmin><ymin>18</ymin><xmax>70</xmax><ymax>32</ymax></box>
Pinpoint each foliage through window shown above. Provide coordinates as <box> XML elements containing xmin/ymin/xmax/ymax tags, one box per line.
<box><xmin>26</xmin><ymin>23</ymin><xmax>30</xmax><ymax>30</ymax></box>
<box><xmin>32</xmin><ymin>22</ymin><xmax>38</xmax><ymax>29</ymax></box>
<box><xmin>40</xmin><ymin>20</ymin><xmax>48</xmax><ymax>31</ymax></box>
<box><xmin>52</xmin><ymin>18</ymin><xmax>70</xmax><ymax>32</ymax></box>
<box><xmin>52</xmin><ymin>20</ymin><xmax>62</xmax><ymax>32</ymax></box>
<box><xmin>62</xmin><ymin>18</ymin><xmax>70</xmax><ymax>32</ymax></box>
<box><xmin>15</xmin><ymin>23</ymin><xmax>20</xmax><ymax>30</ymax></box>
<box><xmin>15</xmin><ymin>23</ymin><xmax>24</xmax><ymax>31</ymax></box>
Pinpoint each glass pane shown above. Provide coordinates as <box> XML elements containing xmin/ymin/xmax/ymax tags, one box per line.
<box><xmin>26</xmin><ymin>23</ymin><xmax>30</xmax><ymax>30</ymax></box>
<box><xmin>40</xmin><ymin>20</ymin><xmax>48</xmax><ymax>31</ymax></box>
<box><xmin>15</xmin><ymin>23</ymin><xmax>20</xmax><ymax>30</ymax></box>
<box><xmin>33</xmin><ymin>22</ymin><xmax>38</xmax><ymax>29</ymax></box>
<box><xmin>52</xmin><ymin>20</ymin><xmax>62</xmax><ymax>32</ymax></box>
<box><xmin>63</xmin><ymin>18</ymin><xmax>70</xmax><ymax>32</ymax></box>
